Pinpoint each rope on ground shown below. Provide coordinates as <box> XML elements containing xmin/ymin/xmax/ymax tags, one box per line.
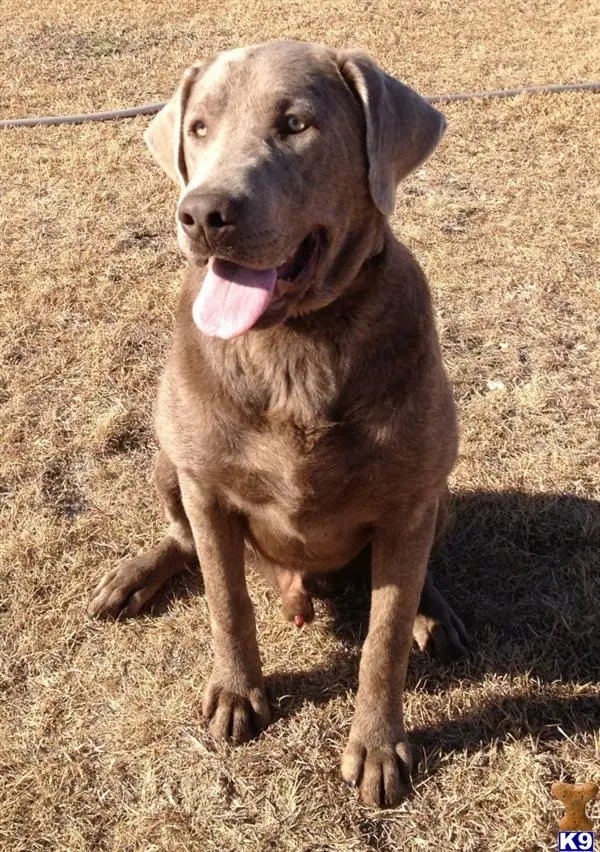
<box><xmin>1</xmin><ymin>81</ymin><xmax>599</xmax><ymax>129</ymax></box>
<box><xmin>427</xmin><ymin>80</ymin><xmax>600</xmax><ymax>103</ymax></box>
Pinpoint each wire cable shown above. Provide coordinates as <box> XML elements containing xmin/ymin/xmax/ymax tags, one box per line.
<box><xmin>1</xmin><ymin>81</ymin><xmax>599</xmax><ymax>129</ymax></box>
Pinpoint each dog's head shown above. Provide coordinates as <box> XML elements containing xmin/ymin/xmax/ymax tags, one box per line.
<box><xmin>145</xmin><ymin>40</ymin><xmax>445</xmax><ymax>339</ymax></box>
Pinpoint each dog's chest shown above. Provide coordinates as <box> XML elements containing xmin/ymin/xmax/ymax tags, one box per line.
<box><xmin>208</xmin><ymin>342</ymin><xmax>400</xmax><ymax>524</ymax></box>
<box><xmin>212</xmin><ymin>407</ymin><xmax>391</xmax><ymax>571</ymax></box>
<box><xmin>219</xmin><ymin>414</ymin><xmax>361</xmax><ymax>514</ymax></box>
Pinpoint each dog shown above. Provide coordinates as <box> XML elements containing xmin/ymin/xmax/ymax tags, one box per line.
<box><xmin>89</xmin><ymin>40</ymin><xmax>469</xmax><ymax>807</ymax></box>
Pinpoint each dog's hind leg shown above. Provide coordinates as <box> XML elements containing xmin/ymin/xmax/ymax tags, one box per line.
<box><xmin>88</xmin><ymin>450</ymin><xmax>196</xmax><ymax>618</ymax></box>
<box><xmin>412</xmin><ymin>488</ymin><xmax>471</xmax><ymax>661</ymax></box>
<box><xmin>413</xmin><ymin>572</ymin><xmax>471</xmax><ymax>661</ymax></box>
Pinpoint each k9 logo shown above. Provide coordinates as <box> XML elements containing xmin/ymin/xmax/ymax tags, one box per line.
<box><xmin>558</xmin><ymin>832</ymin><xmax>594</xmax><ymax>851</ymax></box>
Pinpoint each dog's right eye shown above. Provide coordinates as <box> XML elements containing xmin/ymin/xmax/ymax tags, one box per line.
<box><xmin>191</xmin><ymin>120</ymin><xmax>207</xmax><ymax>137</ymax></box>
<box><xmin>284</xmin><ymin>114</ymin><xmax>309</xmax><ymax>134</ymax></box>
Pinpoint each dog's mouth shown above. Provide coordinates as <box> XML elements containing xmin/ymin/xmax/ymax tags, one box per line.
<box><xmin>277</xmin><ymin>230</ymin><xmax>322</xmax><ymax>284</ymax></box>
<box><xmin>192</xmin><ymin>230</ymin><xmax>325</xmax><ymax>339</ymax></box>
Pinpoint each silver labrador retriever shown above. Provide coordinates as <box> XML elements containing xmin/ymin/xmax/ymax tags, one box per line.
<box><xmin>90</xmin><ymin>40</ymin><xmax>468</xmax><ymax>807</ymax></box>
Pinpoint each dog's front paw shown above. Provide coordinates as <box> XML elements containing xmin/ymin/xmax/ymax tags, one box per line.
<box><xmin>341</xmin><ymin>726</ymin><xmax>412</xmax><ymax>808</ymax></box>
<box><xmin>202</xmin><ymin>677</ymin><xmax>271</xmax><ymax>744</ymax></box>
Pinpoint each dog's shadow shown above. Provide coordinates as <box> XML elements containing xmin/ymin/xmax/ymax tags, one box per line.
<box><xmin>150</xmin><ymin>490</ymin><xmax>600</xmax><ymax>774</ymax></box>
<box><xmin>265</xmin><ymin>490</ymin><xmax>600</xmax><ymax>774</ymax></box>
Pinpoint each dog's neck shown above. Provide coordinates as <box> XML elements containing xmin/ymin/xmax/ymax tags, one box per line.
<box><xmin>320</xmin><ymin>214</ymin><xmax>386</xmax><ymax>299</ymax></box>
<box><xmin>173</xmin><ymin>216</ymin><xmax>427</xmax><ymax>430</ymax></box>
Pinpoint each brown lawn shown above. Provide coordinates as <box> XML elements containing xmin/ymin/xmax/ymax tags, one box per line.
<box><xmin>1</xmin><ymin>1</ymin><xmax>599</xmax><ymax>849</ymax></box>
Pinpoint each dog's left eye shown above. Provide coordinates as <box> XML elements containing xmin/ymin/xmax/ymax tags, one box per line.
<box><xmin>191</xmin><ymin>120</ymin><xmax>207</xmax><ymax>137</ymax></box>
<box><xmin>284</xmin><ymin>115</ymin><xmax>309</xmax><ymax>134</ymax></box>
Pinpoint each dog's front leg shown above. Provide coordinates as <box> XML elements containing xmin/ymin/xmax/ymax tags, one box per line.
<box><xmin>179</xmin><ymin>474</ymin><xmax>271</xmax><ymax>743</ymax></box>
<box><xmin>341</xmin><ymin>499</ymin><xmax>438</xmax><ymax>807</ymax></box>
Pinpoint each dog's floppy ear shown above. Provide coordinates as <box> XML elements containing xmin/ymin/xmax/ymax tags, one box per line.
<box><xmin>338</xmin><ymin>51</ymin><xmax>446</xmax><ymax>216</ymax></box>
<box><xmin>143</xmin><ymin>64</ymin><xmax>203</xmax><ymax>187</ymax></box>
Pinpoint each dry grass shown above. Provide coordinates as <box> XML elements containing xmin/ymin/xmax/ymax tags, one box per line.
<box><xmin>1</xmin><ymin>1</ymin><xmax>600</xmax><ymax>849</ymax></box>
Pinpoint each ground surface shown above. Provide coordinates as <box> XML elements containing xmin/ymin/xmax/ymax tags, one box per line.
<box><xmin>1</xmin><ymin>1</ymin><xmax>599</xmax><ymax>850</ymax></box>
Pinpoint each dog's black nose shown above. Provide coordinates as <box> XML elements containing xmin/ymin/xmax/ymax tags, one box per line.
<box><xmin>177</xmin><ymin>192</ymin><xmax>242</xmax><ymax>242</ymax></box>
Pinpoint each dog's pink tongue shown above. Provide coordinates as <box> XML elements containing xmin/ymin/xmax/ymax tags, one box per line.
<box><xmin>193</xmin><ymin>258</ymin><xmax>277</xmax><ymax>339</ymax></box>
